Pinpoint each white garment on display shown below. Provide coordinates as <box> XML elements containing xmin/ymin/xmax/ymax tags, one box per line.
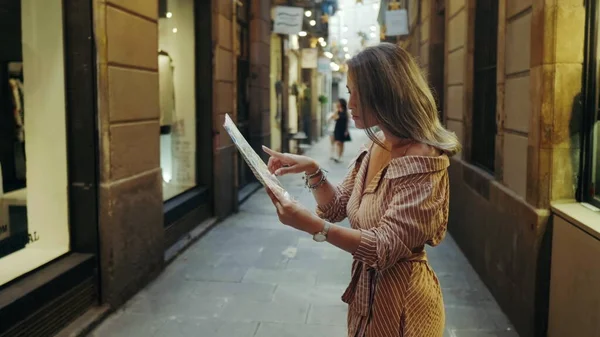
<box><xmin>160</xmin><ymin>134</ymin><xmax>173</xmax><ymax>183</ymax></box>
<box><xmin>158</xmin><ymin>52</ymin><xmax>176</xmax><ymax>127</ymax></box>
<box><xmin>158</xmin><ymin>51</ymin><xmax>176</xmax><ymax>185</ymax></box>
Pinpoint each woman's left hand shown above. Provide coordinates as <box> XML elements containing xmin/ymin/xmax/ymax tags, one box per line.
<box><xmin>266</xmin><ymin>188</ymin><xmax>322</xmax><ymax>234</ymax></box>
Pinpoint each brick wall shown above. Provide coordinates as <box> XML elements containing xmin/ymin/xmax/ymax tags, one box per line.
<box><xmin>93</xmin><ymin>0</ymin><xmax>164</xmax><ymax>307</ymax></box>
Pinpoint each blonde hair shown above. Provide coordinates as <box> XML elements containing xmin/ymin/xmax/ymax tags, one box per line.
<box><xmin>347</xmin><ymin>42</ymin><xmax>461</xmax><ymax>156</ymax></box>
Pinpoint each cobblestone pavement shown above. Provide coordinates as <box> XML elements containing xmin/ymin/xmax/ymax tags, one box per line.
<box><xmin>90</xmin><ymin>130</ymin><xmax>518</xmax><ymax>337</ymax></box>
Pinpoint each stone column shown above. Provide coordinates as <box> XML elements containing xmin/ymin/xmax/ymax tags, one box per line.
<box><xmin>250</xmin><ymin>0</ymin><xmax>272</xmax><ymax>160</ymax></box>
<box><xmin>213</xmin><ymin>0</ymin><xmax>237</xmax><ymax>217</ymax></box>
<box><xmin>528</xmin><ymin>0</ymin><xmax>585</xmax><ymax>209</ymax></box>
<box><xmin>93</xmin><ymin>0</ymin><xmax>164</xmax><ymax>306</ymax></box>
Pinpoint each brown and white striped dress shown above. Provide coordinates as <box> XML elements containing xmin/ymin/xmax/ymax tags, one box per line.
<box><xmin>317</xmin><ymin>143</ymin><xmax>449</xmax><ymax>337</ymax></box>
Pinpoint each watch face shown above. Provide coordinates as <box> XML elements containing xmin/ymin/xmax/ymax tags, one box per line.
<box><xmin>313</xmin><ymin>233</ymin><xmax>326</xmax><ymax>242</ymax></box>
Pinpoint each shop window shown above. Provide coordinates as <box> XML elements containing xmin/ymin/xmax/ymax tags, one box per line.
<box><xmin>158</xmin><ymin>0</ymin><xmax>197</xmax><ymax>201</ymax></box>
<box><xmin>0</xmin><ymin>0</ymin><xmax>70</xmax><ymax>286</ymax></box>
<box><xmin>581</xmin><ymin>0</ymin><xmax>600</xmax><ymax>208</ymax></box>
<box><xmin>471</xmin><ymin>0</ymin><xmax>498</xmax><ymax>172</ymax></box>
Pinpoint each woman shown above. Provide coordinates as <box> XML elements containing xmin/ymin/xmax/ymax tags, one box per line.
<box><xmin>332</xmin><ymin>98</ymin><xmax>351</xmax><ymax>162</ymax></box>
<box><xmin>326</xmin><ymin>109</ymin><xmax>338</xmax><ymax>160</ymax></box>
<box><xmin>262</xmin><ymin>42</ymin><xmax>460</xmax><ymax>337</ymax></box>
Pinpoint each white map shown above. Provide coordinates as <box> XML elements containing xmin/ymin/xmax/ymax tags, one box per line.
<box><xmin>223</xmin><ymin>114</ymin><xmax>289</xmax><ymax>199</ymax></box>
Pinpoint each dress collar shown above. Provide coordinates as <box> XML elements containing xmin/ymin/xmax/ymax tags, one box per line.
<box><xmin>352</xmin><ymin>142</ymin><xmax>450</xmax><ymax>194</ymax></box>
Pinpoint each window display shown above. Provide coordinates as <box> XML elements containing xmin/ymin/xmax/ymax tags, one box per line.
<box><xmin>0</xmin><ymin>0</ymin><xmax>70</xmax><ymax>286</ymax></box>
<box><xmin>158</xmin><ymin>0</ymin><xmax>197</xmax><ymax>201</ymax></box>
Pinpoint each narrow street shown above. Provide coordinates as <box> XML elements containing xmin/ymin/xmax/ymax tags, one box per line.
<box><xmin>91</xmin><ymin>130</ymin><xmax>518</xmax><ymax>337</ymax></box>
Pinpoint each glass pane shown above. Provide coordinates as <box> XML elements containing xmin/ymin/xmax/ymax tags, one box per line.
<box><xmin>0</xmin><ymin>0</ymin><xmax>70</xmax><ymax>286</ymax></box>
<box><xmin>159</xmin><ymin>0</ymin><xmax>197</xmax><ymax>201</ymax></box>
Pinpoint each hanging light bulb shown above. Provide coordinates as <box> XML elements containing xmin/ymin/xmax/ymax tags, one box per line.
<box><xmin>320</xmin><ymin>41</ymin><xmax>327</xmax><ymax>47</ymax></box>
<box><xmin>343</xmin><ymin>46</ymin><xmax>349</xmax><ymax>52</ymax></box>
<box><xmin>305</xmin><ymin>10</ymin><xmax>312</xmax><ymax>17</ymax></box>
<box><xmin>341</xmin><ymin>38</ymin><xmax>348</xmax><ymax>45</ymax></box>
<box><xmin>318</xmin><ymin>37</ymin><xmax>325</xmax><ymax>43</ymax></box>
<box><xmin>345</xmin><ymin>53</ymin><xmax>351</xmax><ymax>59</ymax></box>
<box><xmin>298</xmin><ymin>31</ymin><xmax>307</xmax><ymax>37</ymax></box>
<box><xmin>310</xmin><ymin>20</ymin><xmax>316</xmax><ymax>26</ymax></box>
<box><xmin>324</xmin><ymin>51</ymin><xmax>333</xmax><ymax>59</ymax></box>
<box><xmin>370</xmin><ymin>25</ymin><xmax>376</xmax><ymax>31</ymax></box>
<box><xmin>172</xmin><ymin>27</ymin><xmax>178</xmax><ymax>33</ymax></box>
<box><xmin>166</xmin><ymin>12</ymin><xmax>173</xmax><ymax>18</ymax></box>
<box><xmin>370</xmin><ymin>32</ymin><xmax>376</xmax><ymax>38</ymax></box>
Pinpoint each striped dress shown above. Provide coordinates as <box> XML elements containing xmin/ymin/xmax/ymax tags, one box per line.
<box><xmin>317</xmin><ymin>144</ymin><xmax>449</xmax><ymax>337</ymax></box>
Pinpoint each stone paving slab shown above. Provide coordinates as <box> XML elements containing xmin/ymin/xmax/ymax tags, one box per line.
<box><xmin>90</xmin><ymin>130</ymin><xmax>518</xmax><ymax>337</ymax></box>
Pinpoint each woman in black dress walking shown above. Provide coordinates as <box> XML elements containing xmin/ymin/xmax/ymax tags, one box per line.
<box><xmin>333</xmin><ymin>98</ymin><xmax>351</xmax><ymax>162</ymax></box>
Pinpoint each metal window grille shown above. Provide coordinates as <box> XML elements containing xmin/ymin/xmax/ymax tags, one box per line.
<box><xmin>471</xmin><ymin>0</ymin><xmax>499</xmax><ymax>172</ymax></box>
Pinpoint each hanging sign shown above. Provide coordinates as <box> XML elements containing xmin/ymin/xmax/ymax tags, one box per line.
<box><xmin>317</xmin><ymin>57</ymin><xmax>330</xmax><ymax>73</ymax></box>
<box><xmin>385</xmin><ymin>9</ymin><xmax>409</xmax><ymax>36</ymax></box>
<box><xmin>301</xmin><ymin>48</ymin><xmax>318</xmax><ymax>68</ymax></box>
<box><xmin>273</xmin><ymin>6</ymin><xmax>304</xmax><ymax>35</ymax></box>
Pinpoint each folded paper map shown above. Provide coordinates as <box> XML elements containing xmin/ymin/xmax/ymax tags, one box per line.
<box><xmin>223</xmin><ymin>114</ymin><xmax>289</xmax><ymax>199</ymax></box>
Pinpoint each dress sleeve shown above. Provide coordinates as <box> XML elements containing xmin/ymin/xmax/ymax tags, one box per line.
<box><xmin>352</xmin><ymin>180</ymin><xmax>446</xmax><ymax>271</ymax></box>
<box><xmin>315</xmin><ymin>153</ymin><xmax>364</xmax><ymax>223</ymax></box>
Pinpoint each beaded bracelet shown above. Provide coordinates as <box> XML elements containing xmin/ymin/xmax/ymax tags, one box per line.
<box><xmin>306</xmin><ymin>171</ymin><xmax>327</xmax><ymax>190</ymax></box>
<box><xmin>303</xmin><ymin>167</ymin><xmax>328</xmax><ymax>190</ymax></box>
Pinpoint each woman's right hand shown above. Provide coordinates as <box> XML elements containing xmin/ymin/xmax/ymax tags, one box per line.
<box><xmin>262</xmin><ymin>146</ymin><xmax>318</xmax><ymax>176</ymax></box>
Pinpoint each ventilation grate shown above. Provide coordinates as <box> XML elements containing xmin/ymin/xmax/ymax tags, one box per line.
<box><xmin>0</xmin><ymin>277</ymin><xmax>96</xmax><ymax>337</ymax></box>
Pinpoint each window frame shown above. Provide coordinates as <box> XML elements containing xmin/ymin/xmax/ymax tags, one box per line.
<box><xmin>580</xmin><ymin>0</ymin><xmax>600</xmax><ymax>209</ymax></box>
<box><xmin>162</xmin><ymin>0</ymin><xmax>214</xmax><ymax>233</ymax></box>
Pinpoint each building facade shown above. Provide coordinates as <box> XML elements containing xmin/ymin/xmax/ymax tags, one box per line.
<box><xmin>0</xmin><ymin>0</ymin><xmax>273</xmax><ymax>335</ymax></box>
<box><xmin>396</xmin><ymin>0</ymin><xmax>599</xmax><ymax>336</ymax></box>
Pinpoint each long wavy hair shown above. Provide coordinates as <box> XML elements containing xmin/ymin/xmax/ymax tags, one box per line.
<box><xmin>347</xmin><ymin>42</ymin><xmax>461</xmax><ymax>156</ymax></box>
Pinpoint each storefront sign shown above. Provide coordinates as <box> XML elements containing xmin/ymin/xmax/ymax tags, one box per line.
<box><xmin>318</xmin><ymin>57</ymin><xmax>330</xmax><ymax>73</ymax></box>
<box><xmin>273</xmin><ymin>6</ymin><xmax>304</xmax><ymax>35</ymax></box>
<box><xmin>301</xmin><ymin>48</ymin><xmax>318</xmax><ymax>68</ymax></box>
<box><xmin>385</xmin><ymin>9</ymin><xmax>409</xmax><ymax>36</ymax></box>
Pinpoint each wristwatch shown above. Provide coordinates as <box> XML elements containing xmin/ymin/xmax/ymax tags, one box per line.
<box><xmin>313</xmin><ymin>221</ymin><xmax>331</xmax><ymax>242</ymax></box>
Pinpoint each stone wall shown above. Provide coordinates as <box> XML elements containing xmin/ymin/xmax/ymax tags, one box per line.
<box><xmin>212</xmin><ymin>0</ymin><xmax>272</xmax><ymax>216</ymax></box>
<box><xmin>249</xmin><ymin>0</ymin><xmax>273</xmax><ymax>158</ymax></box>
<box><xmin>93</xmin><ymin>0</ymin><xmax>164</xmax><ymax>307</ymax></box>
<box><xmin>212</xmin><ymin>0</ymin><xmax>237</xmax><ymax>217</ymax></box>
<box><xmin>445</xmin><ymin>0</ymin><xmax>467</xmax><ymax>155</ymax></box>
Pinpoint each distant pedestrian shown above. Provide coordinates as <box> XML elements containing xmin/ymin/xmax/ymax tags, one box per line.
<box><xmin>332</xmin><ymin>98</ymin><xmax>351</xmax><ymax>162</ymax></box>
<box><xmin>326</xmin><ymin>110</ymin><xmax>337</xmax><ymax>160</ymax></box>
<box><xmin>263</xmin><ymin>42</ymin><xmax>461</xmax><ymax>337</ymax></box>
